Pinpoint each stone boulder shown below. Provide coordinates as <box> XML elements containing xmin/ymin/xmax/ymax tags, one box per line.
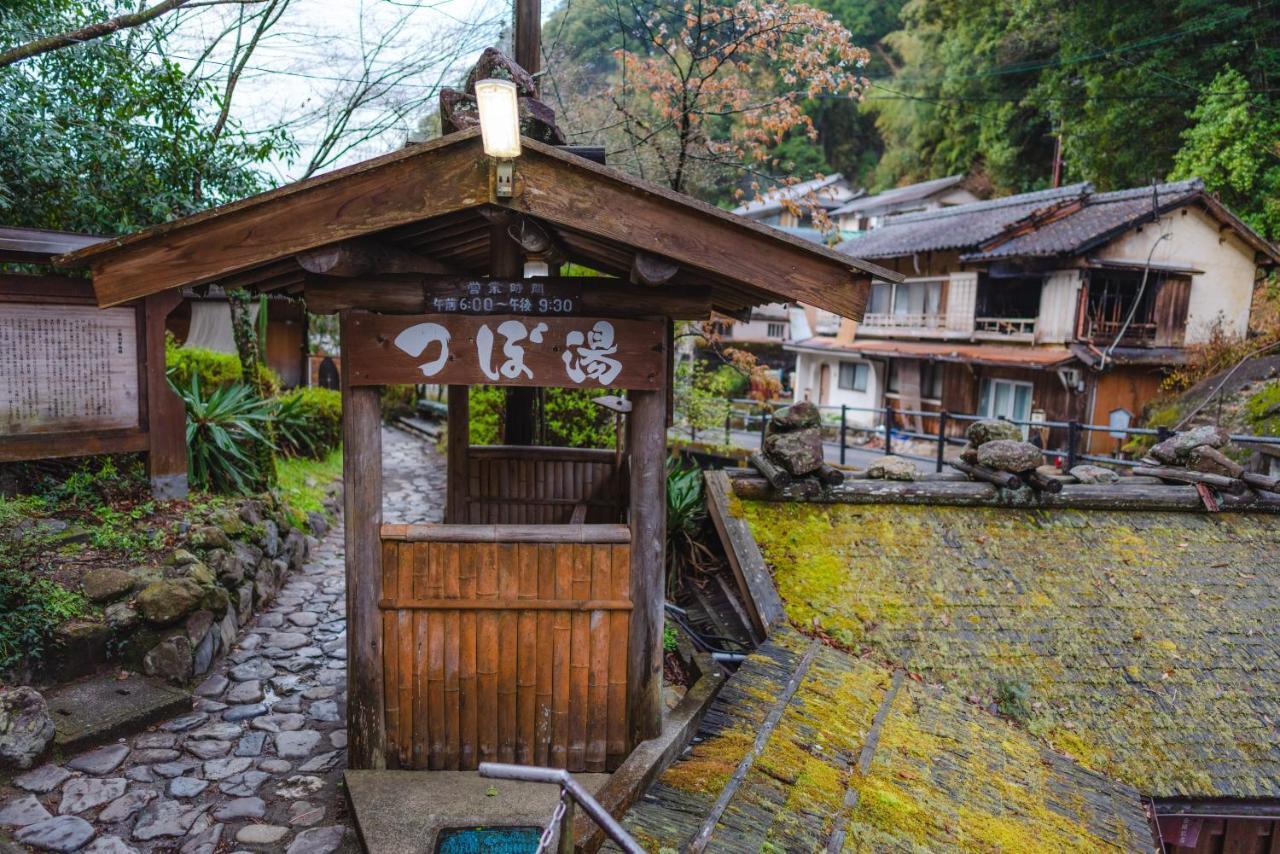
<box><xmin>282</xmin><ymin>530</ymin><xmax>309</xmax><ymax>570</ymax></box>
<box><xmin>0</xmin><ymin>687</ymin><xmax>55</xmax><ymax>770</ymax></box>
<box><xmin>865</xmin><ymin>456</ymin><xmax>917</xmax><ymax>481</ymax></box>
<box><xmin>79</xmin><ymin>568</ymin><xmax>134</xmax><ymax>604</ymax></box>
<box><xmin>104</xmin><ymin>602</ymin><xmax>139</xmax><ymax>633</ymax></box>
<box><xmin>1070</xmin><ymin>464</ymin><xmax>1119</xmax><ymax>485</ymax></box>
<box><xmin>137</xmin><ymin>579</ymin><xmax>204</xmax><ymax>626</ymax></box>
<box><xmin>143</xmin><ymin>635</ymin><xmax>194</xmax><ymax>684</ymax></box>
<box><xmin>965</xmin><ymin>419</ymin><xmax>1023</xmax><ymax>446</ymax></box>
<box><xmin>187</xmin><ymin>525</ymin><xmax>231</xmax><ymax>552</ymax></box>
<box><xmin>769</xmin><ymin>401</ymin><xmax>821</xmax><ymax>433</ymax></box>
<box><xmin>306</xmin><ymin>512</ymin><xmax>329</xmax><ymax>538</ymax></box>
<box><xmin>958</xmin><ymin>444</ymin><xmax>979</xmax><ymax>464</ymax></box>
<box><xmin>764</xmin><ymin>428</ymin><xmax>824</xmax><ymax>476</ymax></box>
<box><xmin>1186</xmin><ymin>445</ymin><xmax>1245</xmax><ymax>478</ymax></box>
<box><xmin>168</xmin><ymin>549</ymin><xmax>199</xmax><ymax>567</ymax></box>
<box><xmin>1149</xmin><ymin>425</ymin><xmax>1230</xmax><ymax>464</ymax></box>
<box><xmin>976</xmin><ymin>440</ymin><xmax>1043</xmax><ymax>473</ymax></box>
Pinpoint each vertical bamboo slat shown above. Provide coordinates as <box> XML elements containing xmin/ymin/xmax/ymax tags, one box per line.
<box><xmin>607</xmin><ymin>543</ymin><xmax>630</xmax><ymax>766</ymax></box>
<box><xmin>477</xmin><ymin>542</ymin><xmax>499</xmax><ymax>762</ymax></box>
<box><xmin>411</xmin><ymin>543</ymin><xmax>429</xmax><ymax>769</ymax></box>
<box><xmin>496</xmin><ymin>543</ymin><xmax>518</xmax><ymax>763</ymax></box>
<box><xmin>381</xmin><ymin>541</ymin><xmax>400</xmax><ymax>768</ymax></box>
<box><xmin>458</xmin><ymin>542</ymin><xmax>478</xmax><ymax>769</ymax></box>
<box><xmin>569</xmin><ymin>545</ymin><xmax>591</xmax><ymax>770</ymax></box>
<box><xmin>552</xmin><ymin>543</ymin><xmax>573</xmax><ymax>768</ymax></box>
<box><xmin>516</xmin><ymin>543</ymin><xmax>538</xmax><ymax>764</ymax></box>
<box><xmin>397</xmin><ymin>542</ymin><xmax>415</xmax><ymax>769</ymax></box>
<box><xmin>443</xmin><ymin>543</ymin><xmax>461</xmax><ymax>770</ymax></box>
<box><xmin>587</xmin><ymin>543</ymin><xmax>610</xmax><ymax>771</ymax></box>
<box><xmin>426</xmin><ymin>542</ymin><xmax>445</xmax><ymax>769</ymax></box>
<box><xmin>534</xmin><ymin>543</ymin><xmax>555</xmax><ymax>765</ymax></box>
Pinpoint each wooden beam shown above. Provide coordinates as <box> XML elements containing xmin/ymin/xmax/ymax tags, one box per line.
<box><xmin>510</xmin><ymin>142</ymin><xmax>883</xmax><ymax>319</ymax></box>
<box><xmin>381</xmin><ymin>523</ymin><xmax>631</xmax><ymax>543</ymax></box>
<box><xmin>297</xmin><ymin>238</ymin><xmax>451</xmax><ymax>277</ymax></box>
<box><xmin>341</xmin><ymin>310</ymin><xmax>387</xmax><ymax>770</ymax></box>
<box><xmin>627</xmin><ymin>379</ymin><xmax>667</xmax><ymax>745</ymax></box>
<box><xmin>630</xmin><ymin>252</ymin><xmax>679</xmax><ymax>287</ymax></box>
<box><xmin>302</xmin><ymin>275</ymin><xmax>713</xmax><ymax>319</ymax></box>
<box><xmin>506</xmin><ymin>215</ymin><xmax>566</xmax><ymax>266</ymax></box>
<box><xmin>514</xmin><ymin>0</ymin><xmax>540</xmax><ymax>81</ymax></box>
<box><xmin>144</xmin><ymin>290</ymin><xmax>187</xmax><ymax>499</ymax></box>
<box><xmin>446</xmin><ymin>385</ymin><xmax>469</xmax><ymax>524</ymax></box>
<box><xmin>77</xmin><ymin>133</ymin><xmax>488</xmax><ymax>306</ymax></box>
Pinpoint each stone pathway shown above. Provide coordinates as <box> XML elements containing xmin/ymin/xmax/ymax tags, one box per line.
<box><xmin>1</xmin><ymin>427</ymin><xmax>446</xmax><ymax>853</ymax></box>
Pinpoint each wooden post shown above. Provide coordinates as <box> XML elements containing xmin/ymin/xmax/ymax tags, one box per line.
<box><xmin>447</xmin><ymin>385</ymin><xmax>470</xmax><ymax>524</ymax></box>
<box><xmin>514</xmin><ymin>0</ymin><xmax>541</xmax><ymax>81</ymax></box>
<box><xmin>627</xmin><ymin>378</ymin><xmax>666</xmax><ymax>744</ymax></box>
<box><xmin>144</xmin><ymin>290</ymin><xmax>187</xmax><ymax>499</ymax></box>
<box><xmin>490</xmin><ymin>221</ymin><xmax>539</xmax><ymax>445</ymax></box>
<box><xmin>341</xmin><ymin>310</ymin><xmax>387</xmax><ymax>770</ymax></box>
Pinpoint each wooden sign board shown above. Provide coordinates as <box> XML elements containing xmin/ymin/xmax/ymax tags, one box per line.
<box><xmin>345</xmin><ymin>312</ymin><xmax>665</xmax><ymax>389</ymax></box>
<box><xmin>0</xmin><ymin>303</ymin><xmax>140</xmax><ymax>434</ymax></box>
<box><xmin>425</xmin><ymin>278</ymin><xmax>582</xmax><ymax>315</ymax></box>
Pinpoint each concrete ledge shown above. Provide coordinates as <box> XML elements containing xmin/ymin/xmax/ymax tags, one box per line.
<box><xmin>346</xmin><ymin>769</ymin><xmax>611</xmax><ymax>853</ymax></box>
<box><xmin>574</xmin><ymin>650</ymin><xmax>726</xmax><ymax>853</ymax></box>
<box><xmin>46</xmin><ymin>671</ymin><xmax>191</xmax><ymax>753</ymax></box>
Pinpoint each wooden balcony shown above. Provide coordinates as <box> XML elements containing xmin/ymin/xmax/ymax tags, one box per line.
<box><xmin>973</xmin><ymin>316</ymin><xmax>1037</xmax><ymax>342</ymax></box>
<box><xmin>858</xmin><ymin>312</ymin><xmax>949</xmax><ymax>337</ymax></box>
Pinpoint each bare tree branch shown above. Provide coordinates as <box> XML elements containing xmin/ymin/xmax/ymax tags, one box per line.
<box><xmin>0</xmin><ymin>0</ymin><xmax>265</xmax><ymax>68</ymax></box>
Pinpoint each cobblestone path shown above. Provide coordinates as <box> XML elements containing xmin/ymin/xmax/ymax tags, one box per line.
<box><xmin>1</xmin><ymin>426</ymin><xmax>446</xmax><ymax>853</ymax></box>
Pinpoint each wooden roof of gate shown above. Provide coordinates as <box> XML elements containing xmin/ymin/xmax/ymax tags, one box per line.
<box><xmin>57</xmin><ymin>129</ymin><xmax>896</xmax><ymax>318</ymax></box>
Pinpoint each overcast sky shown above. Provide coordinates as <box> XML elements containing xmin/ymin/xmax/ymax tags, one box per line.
<box><xmin>172</xmin><ymin>0</ymin><xmax>519</xmax><ymax>183</ymax></box>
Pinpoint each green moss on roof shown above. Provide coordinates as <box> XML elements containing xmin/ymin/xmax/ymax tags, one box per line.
<box><xmin>619</xmin><ymin>628</ymin><xmax>1152</xmax><ymax>853</ymax></box>
<box><xmin>739</xmin><ymin>500</ymin><xmax>1280</xmax><ymax>798</ymax></box>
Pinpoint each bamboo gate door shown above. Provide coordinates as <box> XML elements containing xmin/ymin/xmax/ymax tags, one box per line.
<box><xmin>341</xmin><ymin>304</ymin><xmax>669</xmax><ymax>773</ymax></box>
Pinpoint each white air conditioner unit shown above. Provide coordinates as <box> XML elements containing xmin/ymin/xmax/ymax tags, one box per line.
<box><xmin>1057</xmin><ymin>367</ymin><xmax>1084</xmax><ymax>393</ymax></box>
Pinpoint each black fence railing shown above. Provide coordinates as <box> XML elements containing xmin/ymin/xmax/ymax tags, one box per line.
<box><xmin>677</xmin><ymin>399</ymin><xmax>1280</xmax><ymax>474</ymax></box>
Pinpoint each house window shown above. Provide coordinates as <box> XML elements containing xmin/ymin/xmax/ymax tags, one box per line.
<box><xmin>838</xmin><ymin>361</ymin><xmax>869</xmax><ymax>392</ymax></box>
<box><xmin>922</xmin><ymin>362</ymin><xmax>943</xmax><ymax>400</ymax></box>
<box><xmin>979</xmin><ymin>378</ymin><xmax>1033</xmax><ymax>430</ymax></box>
<box><xmin>866</xmin><ymin>280</ymin><xmax>943</xmax><ymax>322</ymax></box>
<box><xmin>767</xmin><ymin>322</ymin><xmax>786</xmax><ymax>339</ymax></box>
<box><xmin>868</xmin><ymin>282</ymin><xmax>892</xmax><ymax>315</ymax></box>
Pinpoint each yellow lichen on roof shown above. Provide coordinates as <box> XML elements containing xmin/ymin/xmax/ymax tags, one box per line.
<box><xmin>739</xmin><ymin>499</ymin><xmax>1280</xmax><ymax>799</ymax></box>
<box><xmin>618</xmin><ymin>628</ymin><xmax>1153</xmax><ymax>852</ymax></box>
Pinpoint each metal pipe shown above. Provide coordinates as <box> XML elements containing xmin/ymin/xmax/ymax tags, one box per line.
<box><xmin>711</xmin><ymin>651</ymin><xmax>747</xmax><ymax>663</ymax></box>
<box><xmin>478</xmin><ymin>763</ymin><xmax>646</xmax><ymax>854</ymax></box>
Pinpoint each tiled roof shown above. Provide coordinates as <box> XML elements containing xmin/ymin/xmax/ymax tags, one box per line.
<box><xmin>618</xmin><ymin>627</ymin><xmax>1154</xmax><ymax>852</ymax></box>
<box><xmin>962</xmin><ymin>179</ymin><xmax>1204</xmax><ymax>261</ymax></box>
<box><xmin>830</xmin><ymin>174</ymin><xmax>967</xmax><ymax>217</ymax></box>
<box><xmin>787</xmin><ymin>337</ymin><xmax>1077</xmax><ymax>368</ymax></box>
<box><xmin>835</xmin><ymin>183</ymin><xmax>1089</xmax><ymax>258</ymax></box>
<box><xmin>738</xmin><ymin>500</ymin><xmax>1280</xmax><ymax>799</ymax></box>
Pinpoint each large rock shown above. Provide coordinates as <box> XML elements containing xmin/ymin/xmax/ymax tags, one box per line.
<box><xmin>79</xmin><ymin>568</ymin><xmax>134</xmax><ymax>603</ymax></box>
<box><xmin>1149</xmin><ymin>425</ymin><xmax>1230</xmax><ymax>464</ymax></box>
<box><xmin>143</xmin><ymin>635</ymin><xmax>194</xmax><ymax>684</ymax></box>
<box><xmin>187</xmin><ymin>525</ymin><xmax>231</xmax><ymax>551</ymax></box>
<box><xmin>306</xmin><ymin>512</ymin><xmax>329</xmax><ymax>538</ymax></box>
<box><xmin>769</xmin><ymin>401</ymin><xmax>821</xmax><ymax>433</ymax></box>
<box><xmin>15</xmin><ymin>815</ymin><xmax>96</xmax><ymax>852</ymax></box>
<box><xmin>104</xmin><ymin>602</ymin><xmax>139</xmax><ymax>633</ymax></box>
<box><xmin>966</xmin><ymin>419</ymin><xmax>1023</xmax><ymax>446</ymax></box>
<box><xmin>1070</xmin><ymin>464</ymin><xmax>1119</xmax><ymax>485</ymax></box>
<box><xmin>975</xmin><ymin>440</ymin><xmax>1043</xmax><ymax>473</ymax></box>
<box><xmin>282</xmin><ymin>529</ymin><xmax>308</xmax><ymax>569</ymax></box>
<box><xmin>0</xmin><ymin>687</ymin><xmax>55</xmax><ymax>771</ymax></box>
<box><xmin>764</xmin><ymin>427</ymin><xmax>824</xmax><ymax>476</ymax></box>
<box><xmin>1186</xmin><ymin>445</ymin><xmax>1245</xmax><ymax>478</ymax></box>
<box><xmin>865</xmin><ymin>456</ymin><xmax>917</xmax><ymax>481</ymax></box>
<box><xmin>137</xmin><ymin>579</ymin><xmax>204</xmax><ymax>626</ymax></box>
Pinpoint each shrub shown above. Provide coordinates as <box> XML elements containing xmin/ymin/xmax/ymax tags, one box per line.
<box><xmin>468</xmin><ymin>386</ymin><xmax>616</xmax><ymax>449</ymax></box>
<box><xmin>275</xmin><ymin>388</ymin><xmax>342</xmax><ymax>459</ymax></box>
<box><xmin>0</xmin><ymin>497</ymin><xmax>87</xmax><ymax>672</ymax></box>
<box><xmin>174</xmin><ymin>375</ymin><xmax>274</xmax><ymax>495</ymax></box>
<box><xmin>166</xmin><ymin>336</ymin><xmax>281</xmax><ymax>397</ymax></box>
<box><xmin>1245</xmin><ymin>380</ymin><xmax>1280</xmax><ymax>435</ymax></box>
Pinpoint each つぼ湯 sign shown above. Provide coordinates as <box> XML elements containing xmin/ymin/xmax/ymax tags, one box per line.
<box><xmin>344</xmin><ymin>312</ymin><xmax>665</xmax><ymax>389</ymax></box>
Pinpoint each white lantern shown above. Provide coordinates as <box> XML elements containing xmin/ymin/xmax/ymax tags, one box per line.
<box><xmin>475</xmin><ymin>78</ymin><xmax>521</xmax><ymax>159</ymax></box>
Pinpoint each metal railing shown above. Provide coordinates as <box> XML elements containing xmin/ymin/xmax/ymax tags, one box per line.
<box><xmin>859</xmin><ymin>312</ymin><xmax>946</xmax><ymax>330</ymax></box>
<box><xmin>682</xmin><ymin>398</ymin><xmax>1280</xmax><ymax>474</ymax></box>
<box><xmin>973</xmin><ymin>316</ymin><xmax>1037</xmax><ymax>337</ymax></box>
<box><xmin>478</xmin><ymin>762</ymin><xmax>644</xmax><ymax>854</ymax></box>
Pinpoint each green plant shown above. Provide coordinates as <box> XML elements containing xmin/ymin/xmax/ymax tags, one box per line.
<box><xmin>468</xmin><ymin>386</ymin><xmax>616</xmax><ymax>449</ymax></box>
<box><xmin>665</xmin><ymin>459</ymin><xmax>712</xmax><ymax>597</ymax></box>
<box><xmin>1244</xmin><ymin>381</ymin><xmax>1280</xmax><ymax>435</ymax></box>
<box><xmin>175</xmin><ymin>374</ymin><xmax>274</xmax><ymax>495</ymax></box>
<box><xmin>663</xmin><ymin>624</ymin><xmax>680</xmax><ymax>653</ymax></box>
<box><xmin>0</xmin><ymin>497</ymin><xmax>87</xmax><ymax>672</ymax></box>
<box><xmin>380</xmin><ymin>384</ymin><xmax>418</xmax><ymax>421</ymax></box>
<box><xmin>90</xmin><ymin>503</ymin><xmax>163</xmax><ymax>553</ymax></box>
<box><xmin>995</xmin><ymin>679</ymin><xmax>1032</xmax><ymax>725</ymax></box>
<box><xmin>166</xmin><ymin>337</ymin><xmax>281</xmax><ymax>397</ymax></box>
<box><xmin>41</xmin><ymin>456</ymin><xmax>147</xmax><ymax>510</ymax></box>
<box><xmin>274</xmin><ymin>387</ymin><xmax>342</xmax><ymax>459</ymax></box>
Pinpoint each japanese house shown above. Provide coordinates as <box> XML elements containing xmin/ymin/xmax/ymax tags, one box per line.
<box><xmin>832</xmin><ymin>173</ymin><xmax>980</xmax><ymax>234</ymax></box>
<box><xmin>788</xmin><ymin>179</ymin><xmax>1280</xmax><ymax>449</ymax></box>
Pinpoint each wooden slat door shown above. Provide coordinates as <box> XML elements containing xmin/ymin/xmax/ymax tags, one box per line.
<box><xmin>378</xmin><ymin>524</ymin><xmax>631</xmax><ymax>771</ymax></box>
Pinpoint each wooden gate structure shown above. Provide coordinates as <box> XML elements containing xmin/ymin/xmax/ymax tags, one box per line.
<box><xmin>60</xmin><ymin>57</ymin><xmax>891</xmax><ymax>774</ymax></box>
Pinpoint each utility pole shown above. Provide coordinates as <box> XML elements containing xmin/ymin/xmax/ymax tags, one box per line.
<box><xmin>500</xmin><ymin>0</ymin><xmax>542</xmax><ymax>444</ymax></box>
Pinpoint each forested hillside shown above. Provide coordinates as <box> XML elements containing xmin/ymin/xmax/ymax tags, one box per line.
<box><xmin>542</xmin><ymin>0</ymin><xmax>1280</xmax><ymax>238</ymax></box>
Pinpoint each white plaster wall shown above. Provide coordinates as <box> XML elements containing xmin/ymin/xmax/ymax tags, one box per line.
<box><xmin>791</xmin><ymin>352</ymin><xmax>881</xmax><ymax>424</ymax></box>
<box><xmin>1037</xmin><ymin>270</ymin><xmax>1082</xmax><ymax>343</ymax></box>
<box><xmin>1093</xmin><ymin>206</ymin><xmax>1258</xmax><ymax>342</ymax></box>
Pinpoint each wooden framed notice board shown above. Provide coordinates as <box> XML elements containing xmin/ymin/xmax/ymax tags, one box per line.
<box><xmin>0</xmin><ymin>275</ymin><xmax>187</xmax><ymax>498</ymax></box>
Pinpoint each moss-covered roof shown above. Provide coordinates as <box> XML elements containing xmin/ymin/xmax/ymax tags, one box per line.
<box><xmin>738</xmin><ymin>500</ymin><xmax>1280</xmax><ymax>799</ymax></box>
<box><xmin>619</xmin><ymin>627</ymin><xmax>1153</xmax><ymax>852</ymax></box>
